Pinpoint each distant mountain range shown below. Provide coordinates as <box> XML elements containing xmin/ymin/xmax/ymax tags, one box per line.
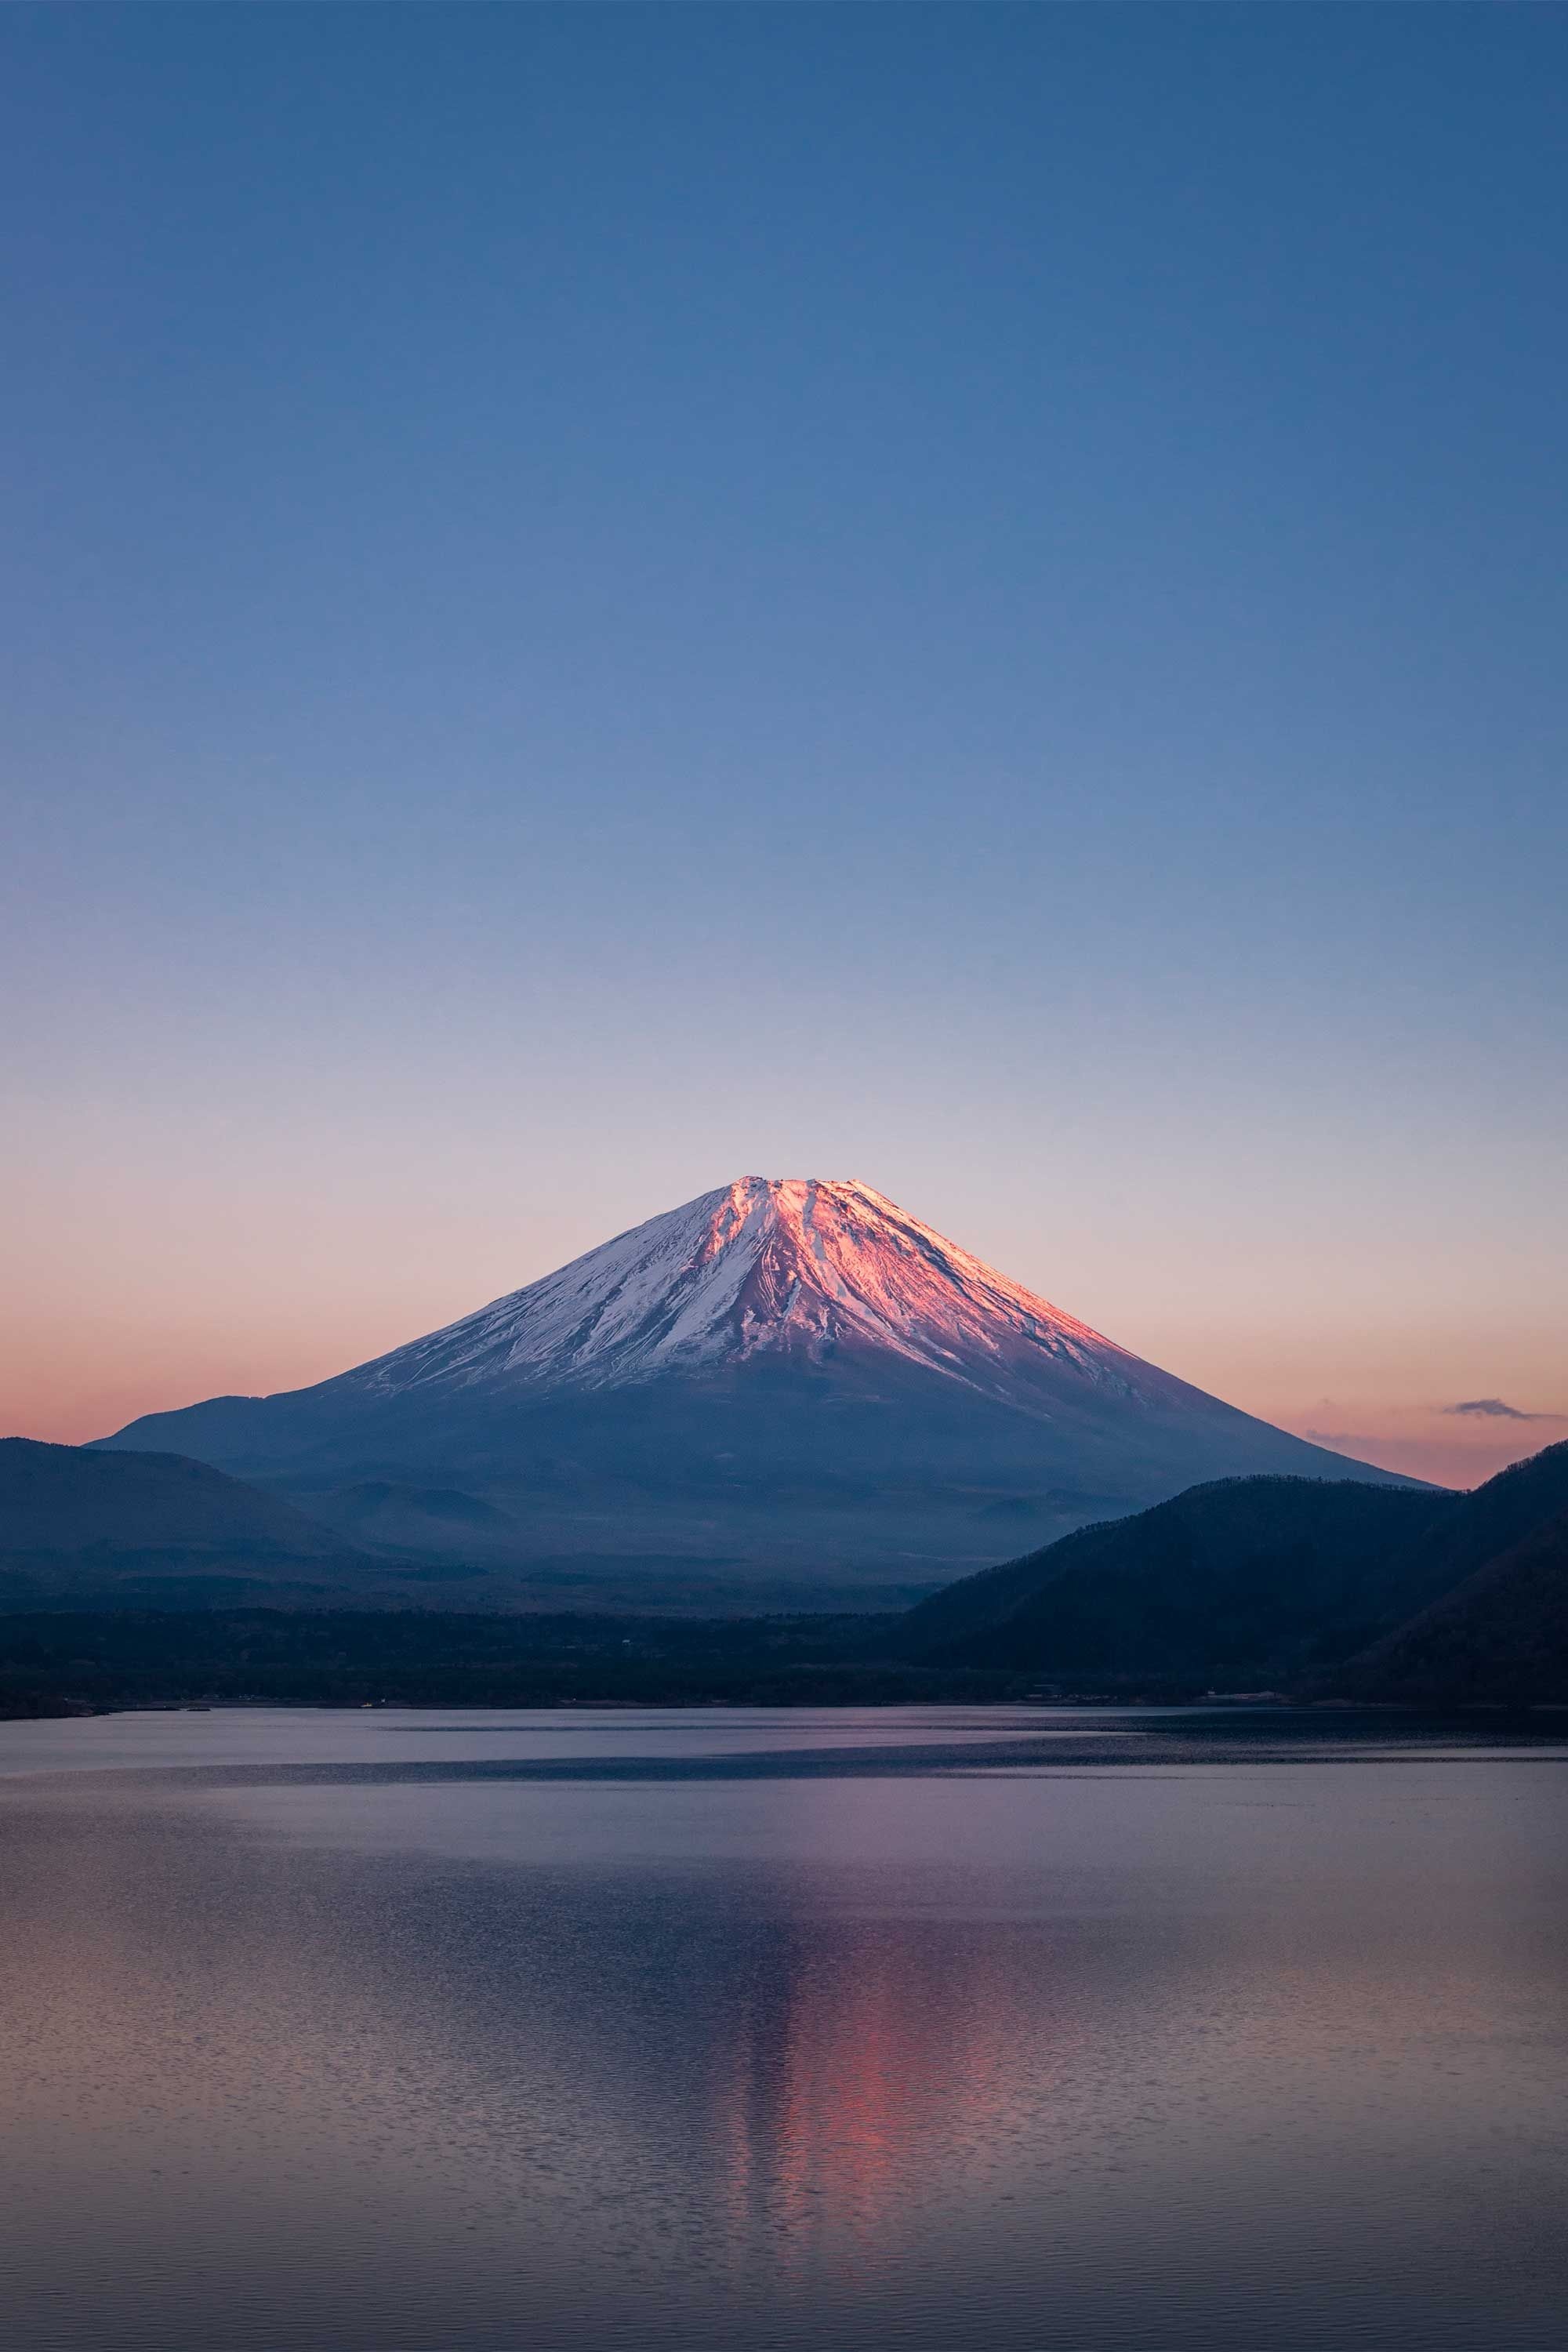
<box><xmin>93</xmin><ymin>1176</ymin><xmax>1419</xmax><ymax>1599</ymax></box>
<box><xmin>2</xmin><ymin>1436</ymin><xmax>1563</xmax><ymax>1708</ymax></box>
<box><xmin>0</xmin><ymin>1437</ymin><xmax>384</xmax><ymax>1606</ymax></box>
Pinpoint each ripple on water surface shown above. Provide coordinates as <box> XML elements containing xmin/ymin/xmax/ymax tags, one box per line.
<box><xmin>0</xmin><ymin>1706</ymin><xmax>1564</xmax><ymax>2352</ymax></box>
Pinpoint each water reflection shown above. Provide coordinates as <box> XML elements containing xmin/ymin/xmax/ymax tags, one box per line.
<box><xmin>712</xmin><ymin>1910</ymin><xmax>1044</xmax><ymax>2266</ymax></box>
<box><xmin>1</xmin><ymin>1713</ymin><xmax>1565</xmax><ymax>2351</ymax></box>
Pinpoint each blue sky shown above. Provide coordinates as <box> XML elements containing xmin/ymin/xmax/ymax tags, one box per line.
<box><xmin>4</xmin><ymin>4</ymin><xmax>1565</xmax><ymax>1479</ymax></box>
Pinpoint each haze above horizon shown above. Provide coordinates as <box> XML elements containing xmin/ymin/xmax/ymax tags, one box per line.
<box><xmin>5</xmin><ymin>6</ymin><xmax>1564</xmax><ymax>1489</ymax></box>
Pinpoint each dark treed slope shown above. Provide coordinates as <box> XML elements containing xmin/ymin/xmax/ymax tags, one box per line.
<box><xmin>901</xmin><ymin>1476</ymin><xmax>1455</xmax><ymax>1686</ymax></box>
<box><xmin>0</xmin><ymin>1607</ymin><xmax>966</xmax><ymax>1718</ymax></box>
<box><xmin>1325</xmin><ymin>1442</ymin><xmax>1568</xmax><ymax>1704</ymax></box>
<box><xmin>1368</xmin><ymin>1439</ymin><xmax>1568</xmax><ymax>1613</ymax></box>
<box><xmin>0</xmin><ymin>1438</ymin><xmax>383</xmax><ymax>1605</ymax></box>
<box><xmin>1331</xmin><ymin>1507</ymin><xmax>1568</xmax><ymax>1705</ymax></box>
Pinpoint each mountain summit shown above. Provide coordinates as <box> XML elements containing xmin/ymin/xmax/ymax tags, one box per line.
<box><xmin>336</xmin><ymin>1177</ymin><xmax>1149</xmax><ymax>1406</ymax></box>
<box><xmin>100</xmin><ymin>1178</ymin><xmax>1420</xmax><ymax>1598</ymax></box>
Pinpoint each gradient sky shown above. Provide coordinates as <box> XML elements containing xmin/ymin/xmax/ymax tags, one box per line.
<box><xmin>5</xmin><ymin>4</ymin><xmax>1565</xmax><ymax>1488</ymax></box>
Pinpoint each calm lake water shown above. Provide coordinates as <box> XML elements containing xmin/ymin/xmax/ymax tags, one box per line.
<box><xmin>1</xmin><ymin>1705</ymin><xmax>1564</xmax><ymax>2351</ymax></box>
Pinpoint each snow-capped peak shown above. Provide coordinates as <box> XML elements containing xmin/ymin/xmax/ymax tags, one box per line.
<box><xmin>336</xmin><ymin>1175</ymin><xmax>1150</xmax><ymax>1414</ymax></box>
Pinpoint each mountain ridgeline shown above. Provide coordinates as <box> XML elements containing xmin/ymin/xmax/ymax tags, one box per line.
<box><xmin>0</xmin><ymin>1439</ymin><xmax>387</xmax><ymax>1607</ymax></box>
<box><xmin>94</xmin><ymin>1176</ymin><xmax>1419</xmax><ymax>1599</ymax></box>
<box><xmin>900</xmin><ymin>1440</ymin><xmax>1568</xmax><ymax>1700</ymax></box>
<box><xmin>1326</xmin><ymin>1446</ymin><xmax>1568</xmax><ymax>1705</ymax></box>
<box><xmin>897</xmin><ymin>1478</ymin><xmax>1446</xmax><ymax>1681</ymax></box>
<box><xmin>2</xmin><ymin>1441</ymin><xmax>1565</xmax><ymax>1712</ymax></box>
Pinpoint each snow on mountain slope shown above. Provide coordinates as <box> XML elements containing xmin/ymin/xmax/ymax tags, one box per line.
<box><xmin>327</xmin><ymin>1177</ymin><xmax>1152</xmax><ymax>1415</ymax></box>
<box><xmin>96</xmin><ymin>1179</ymin><xmax>1424</xmax><ymax>1595</ymax></box>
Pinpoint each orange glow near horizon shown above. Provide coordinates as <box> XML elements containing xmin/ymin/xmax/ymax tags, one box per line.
<box><xmin>5</xmin><ymin>1176</ymin><xmax>1562</xmax><ymax>1488</ymax></box>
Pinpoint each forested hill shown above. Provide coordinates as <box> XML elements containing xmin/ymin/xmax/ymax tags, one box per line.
<box><xmin>1331</xmin><ymin>1501</ymin><xmax>1568</xmax><ymax>1705</ymax></box>
<box><xmin>898</xmin><ymin>1476</ymin><xmax>1452</xmax><ymax>1686</ymax></box>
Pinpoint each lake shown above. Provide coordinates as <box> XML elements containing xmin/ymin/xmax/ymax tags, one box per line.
<box><xmin>1</xmin><ymin>1704</ymin><xmax>1564</xmax><ymax>2350</ymax></box>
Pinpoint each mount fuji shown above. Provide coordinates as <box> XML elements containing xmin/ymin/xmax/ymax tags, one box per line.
<box><xmin>99</xmin><ymin>1178</ymin><xmax>1417</xmax><ymax>1601</ymax></box>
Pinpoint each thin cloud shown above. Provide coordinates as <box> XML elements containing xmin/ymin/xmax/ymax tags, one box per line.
<box><xmin>1445</xmin><ymin>1398</ymin><xmax>1561</xmax><ymax>1422</ymax></box>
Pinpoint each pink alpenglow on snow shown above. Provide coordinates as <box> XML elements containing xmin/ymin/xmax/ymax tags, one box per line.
<box><xmin>97</xmin><ymin>1178</ymin><xmax>1426</xmax><ymax>1592</ymax></box>
<box><xmin>349</xmin><ymin>1177</ymin><xmax>1137</xmax><ymax>1406</ymax></box>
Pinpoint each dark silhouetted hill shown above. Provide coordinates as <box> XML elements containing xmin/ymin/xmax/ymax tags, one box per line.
<box><xmin>1323</xmin><ymin>1443</ymin><xmax>1568</xmax><ymax>1704</ymax></box>
<box><xmin>1330</xmin><ymin>1507</ymin><xmax>1568</xmax><ymax>1705</ymax></box>
<box><xmin>1370</xmin><ymin>1439</ymin><xmax>1568</xmax><ymax>1616</ymax></box>
<box><xmin>0</xmin><ymin>1438</ymin><xmax>383</xmax><ymax>1604</ymax></box>
<box><xmin>901</xmin><ymin>1475</ymin><xmax>1454</xmax><ymax>1687</ymax></box>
